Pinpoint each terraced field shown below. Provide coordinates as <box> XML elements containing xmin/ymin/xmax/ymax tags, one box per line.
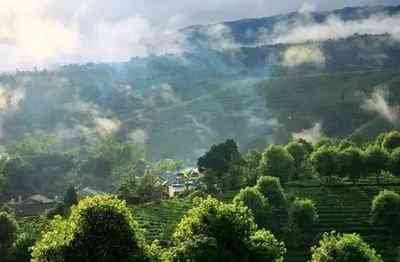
<box><xmin>132</xmin><ymin>199</ymin><xmax>193</xmax><ymax>242</ymax></box>
<box><xmin>132</xmin><ymin>179</ymin><xmax>400</xmax><ymax>261</ymax></box>
<box><xmin>286</xmin><ymin>183</ymin><xmax>400</xmax><ymax>262</ymax></box>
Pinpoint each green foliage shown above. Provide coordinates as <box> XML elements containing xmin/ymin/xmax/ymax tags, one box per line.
<box><xmin>259</xmin><ymin>145</ymin><xmax>294</xmax><ymax>184</ymax></box>
<box><xmin>0</xmin><ymin>212</ymin><xmax>18</xmax><ymax>261</ymax></box>
<box><xmin>233</xmin><ymin>187</ymin><xmax>271</xmax><ymax>228</ymax></box>
<box><xmin>390</xmin><ymin>148</ymin><xmax>400</xmax><ymax>177</ymax></box>
<box><xmin>310</xmin><ymin>232</ymin><xmax>382</xmax><ymax>262</ymax></box>
<box><xmin>310</xmin><ymin>146</ymin><xmax>341</xmax><ymax>181</ymax></box>
<box><xmin>288</xmin><ymin>198</ymin><xmax>318</xmax><ymax>232</ymax></box>
<box><xmin>79</xmin><ymin>135</ymin><xmax>144</xmax><ymax>190</ymax></box>
<box><xmin>31</xmin><ymin>195</ymin><xmax>149</xmax><ymax>262</ymax></box>
<box><xmin>340</xmin><ymin>147</ymin><xmax>366</xmax><ymax>184</ymax></box>
<box><xmin>63</xmin><ymin>186</ymin><xmax>78</xmax><ymax>207</ymax></box>
<box><xmin>381</xmin><ymin>131</ymin><xmax>400</xmax><ymax>152</ymax></box>
<box><xmin>135</xmin><ymin>171</ymin><xmax>165</xmax><ymax>204</ymax></box>
<box><xmin>198</xmin><ymin>139</ymin><xmax>242</xmax><ymax>192</ymax></box>
<box><xmin>255</xmin><ymin>176</ymin><xmax>286</xmax><ymax>208</ymax></box>
<box><xmin>365</xmin><ymin>145</ymin><xmax>390</xmax><ymax>183</ymax></box>
<box><xmin>370</xmin><ymin>190</ymin><xmax>400</xmax><ymax>233</ymax></box>
<box><xmin>285</xmin><ymin>141</ymin><xmax>308</xmax><ymax>180</ymax></box>
<box><xmin>170</xmin><ymin>196</ymin><xmax>285</xmax><ymax>262</ymax></box>
<box><xmin>12</xmin><ymin>232</ymin><xmax>37</xmax><ymax>262</ymax></box>
<box><xmin>197</xmin><ymin>139</ymin><xmax>241</xmax><ymax>174</ymax></box>
<box><xmin>241</xmin><ymin>150</ymin><xmax>262</xmax><ymax>186</ymax></box>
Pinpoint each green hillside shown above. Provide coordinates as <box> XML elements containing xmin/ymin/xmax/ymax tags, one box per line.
<box><xmin>265</xmin><ymin>70</ymin><xmax>400</xmax><ymax>138</ymax></box>
<box><xmin>132</xmin><ymin>178</ymin><xmax>400</xmax><ymax>261</ymax></box>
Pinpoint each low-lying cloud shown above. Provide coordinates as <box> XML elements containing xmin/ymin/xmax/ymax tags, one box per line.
<box><xmin>271</xmin><ymin>14</ymin><xmax>400</xmax><ymax>45</ymax></box>
<box><xmin>293</xmin><ymin>122</ymin><xmax>324</xmax><ymax>144</ymax></box>
<box><xmin>282</xmin><ymin>45</ymin><xmax>325</xmax><ymax>67</ymax></box>
<box><xmin>362</xmin><ymin>87</ymin><xmax>399</xmax><ymax>124</ymax></box>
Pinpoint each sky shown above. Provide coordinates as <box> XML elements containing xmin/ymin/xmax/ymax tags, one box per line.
<box><xmin>0</xmin><ymin>0</ymin><xmax>399</xmax><ymax>71</ymax></box>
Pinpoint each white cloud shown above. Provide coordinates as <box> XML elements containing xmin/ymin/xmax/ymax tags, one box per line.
<box><xmin>0</xmin><ymin>0</ymin><xmax>398</xmax><ymax>71</ymax></box>
<box><xmin>293</xmin><ymin>122</ymin><xmax>324</xmax><ymax>144</ymax></box>
<box><xmin>272</xmin><ymin>14</ymin><xmax>400</xmax><ymax>45</ymax></box>
<box><xmin>362</xmin><ymin>87</ymin><xmax>399</xmax><ymax>124</ymax></box>
<box><xmin>282</xmin><ymin>45</ymin><xmax>325</xmax><ymax>67</ymax></box>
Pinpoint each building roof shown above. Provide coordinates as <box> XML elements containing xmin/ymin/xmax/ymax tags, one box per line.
<box><xmin>28</xmin><ymin>194</ymin><xmax>54</xmax><ymax>204</ymax></box>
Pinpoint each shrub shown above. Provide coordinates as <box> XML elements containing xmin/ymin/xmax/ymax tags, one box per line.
<box><xmin>370</xmin><ymin>190</ymin><xmax>400</xmax><ymax>233</ymax></box>
<box><xmin>170</xmin><ymin>196</ymin><xmax>285</xmax><ymax>262</ymax></box>
<box><xmin>31</xmin><ymin>195</ymin><xmax>149</xmax><ymax>262</ymax></box>
<box><xmin>289</xmin><ymin>198</ymin><xmax>318</xmax><ymax>232</ymax></box>
<box><xmin>310</xmin><ymin>232</ymin><xmax>382</xmax><ymax>262</ymax></box>
<box><xmin>259</xmin><ymin>145</ymin><xmax>294</xmax><ymax>184</ymax></box>
<box><xmin>233</xmin><ymin>187</ymin><xmax>271</xmax><ymax>228</ymax></box>
<box><xmin>0</xmin><ymin>211</ymin><xmax>18</xmax><ymax>261</ymax></box>
<box><xmin>382</xmin><ymin>131</ymin><xmax>400</xmax><ymax>151</ymax></box>
<box><xmin>256</xmin><ymin>176</ymin><xmax>286</xmax><ymax>208</ymax></box>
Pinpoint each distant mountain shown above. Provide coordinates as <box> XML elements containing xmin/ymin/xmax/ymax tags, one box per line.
<box><xmin>1</xmin><ymin>5</ymin><xmax>400</xmax><ymax>161</ymax></box>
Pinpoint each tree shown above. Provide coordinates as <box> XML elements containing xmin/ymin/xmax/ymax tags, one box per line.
<box><xmin>242</xmin><ymin>150</ymin><xmax>262</xmax><ymax>186</ymax></box>
<box><xmin>170</xmin><ymin>197</ymin><xmax>285</xmax><ymax>262</ymax></box>
<box><xmin>390</xmin><ymin>147</ymin><xmax>400</xmax><ymax>177</ymax></box>
<box><xmin>288</xmin><ymin>198</ymin><xmax>318</xmax><ymax>232</ymax></box>
<box><xmin>198</xmin><ymin>139</ymin><xmax>241</xmax><ymax>191</ymax></box>
<box><xmin>135</xmin><ymin>171</ymin><xmax>165</xmax><ymax>203</ymax></box>
<box><xmin>310</xmin><ymin>232</ymin><xmax>382</xmax><ymax>262</ymax></box>
<box><xmin>285</xmin><ymin>141</ymin><xmax>308</xmax><ymax>180</ymax></box>
<box><xmin>310</xmin><ymin>147</ymin><xmax>340</xmax><ymax>182</ymax></box>
<box><xmin>197</xmin><ymin>139</ymin><xmax>241</xmax><ymax>174</ymax></box>
<box><xmin>381</xmin><ymin>131</ymin><xmax>400</xmax><ymax>152</ymax></box>
<box><xmin>256</xmin><ymin>176</ymin><xmax>286</xmax><ymax>208</ymax></box>
<box><xmin>259</xmin><ymin>145</ymin><xmax>294</xmax><ymax>184</ymax></box>
<box><xmin>64</xmin><ymin>186</ymin><xmax>78</xmax><ymax>207</ymax></box>
<box><xmin>370</xmin><ymin>190</ymin><xmax>400</xmax><ymax>234</ymax></box>
<box><xmin>31</xmin><ymin>195</ymin><xmax>149</xmax><ymax>262</ymax></box>
<box><xmin>0</xmin><ymin>212</ymin><xmax>18</xmax><ymax>261</ymax></box>
<box><xmin>340</xmin><ymin>147</ymin><xmax>366</xmax><ymax>184</ymax></box>
<box><xmin>365</xmin><ymin>145</ymin><xmax>390</xmax><ymax>183</ymax></box>
<box><xmin>233</xmin><ymin>187</ymin><xmax>271</xmax><ymax>228</ymax></box>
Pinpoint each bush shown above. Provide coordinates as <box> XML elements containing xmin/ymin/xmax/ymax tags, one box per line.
<box><xmin>382</xmin><ymin>131</ymin><xmax>400</xmax><ymax>152</ymax></box>
<box><xmin>170</xmin><ymin>196</ymin><xmax>285</xmax><ymax>262</ymax></box>
<box><xmin>0</xmin><ymin>211</ymin><xmax>18</xmax><ymax>261</ymax></box>
<box><xmin>370</xmin><ymin>190</ymin><xmax>400</xmax><ymax>233</ymax></box>
<box><xmin>233</xmin><ymin>187</ymin><xmax>271</xmax><ymax>228</ymax></box>
<box><xmin>31</xmin><ymin>195</ymin><xmax>149</xmax><ymax>262</ymax></box>
<box><xmin>256</xmin><ymin>176</ymin><xmax>286</xmax><ymax>208</ymax></box>
<box><xmin>310</xmin><ymin>232</ymin><xmax>382</xmax><ymax>262</ymax></box>
<box><xmin>259</xmin><ymin>145</ymin><xmax>294</xmax><ymax>184</ymax></box>
<box><xmin>289</xmin><ymin>198</ymin><xmax>318</xmax><ymax>232</ymax></box>
<box><xmin>13</xmin><ymin>232</ymin><xmax>37</xmax><ymax>262</ymax></box>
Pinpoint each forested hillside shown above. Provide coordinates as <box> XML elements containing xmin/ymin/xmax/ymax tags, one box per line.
<box><xmin>0</xmin><ymin>5</ymin><xmax>399</xmax><ymax>161</ymax></box>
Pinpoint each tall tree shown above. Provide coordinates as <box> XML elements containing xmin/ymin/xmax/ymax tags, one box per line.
<box><xmin>259</xmin><ymin>145</ymin><xmax>294</xmax><ymax>184</ymax></box>
<box><xmin>365</xmin><ymin>145</ymin><xmax>390</xmax><ymax>184</ymax></box>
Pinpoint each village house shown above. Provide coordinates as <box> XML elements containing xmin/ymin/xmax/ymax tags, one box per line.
<box><xmin>166</xmin><ymin>167</ymin><xmax>201</xmax><ymax>197</ymax></box>
<box><xmin>7</xmin><ymin>194</ymin><xmax>57</xmax><ymax>216</ymax></box>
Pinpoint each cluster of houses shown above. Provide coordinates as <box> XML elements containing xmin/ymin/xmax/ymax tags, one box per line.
<box><xmin>5</xmin><ymin>186</ymin><xmax>105</xmax><ymax>217</ymax></box>
<box><xmin>3</xmin><ymin>167</ymin><xmax>202</xmax><ymax>216</ymax></box>
<box><xmin>160</xmin><ymin>167</ymin><xmax>201</xmax><ymax>197</ymax></box>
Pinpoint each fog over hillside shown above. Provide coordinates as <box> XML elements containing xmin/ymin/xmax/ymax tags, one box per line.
<box><xmin>0</xmin><ymin>3</ymin><xmax>400</xmax><ymax>161</ymax></box>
